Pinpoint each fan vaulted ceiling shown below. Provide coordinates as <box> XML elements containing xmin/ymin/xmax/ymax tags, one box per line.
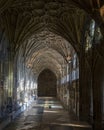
<box><xmin>0</xmin><ymin>0</ymin><xmax>103</xmax><ymax>77</ymax></box>
<box><xmin>20</xmin><ymin>30</ymin><xmax>72</xmax><ymax>77</ymax></box>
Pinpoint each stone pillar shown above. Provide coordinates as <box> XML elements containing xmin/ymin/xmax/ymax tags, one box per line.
<box><xmin>79</xmin><ymin>47</ymin><xmax>91</xmax><ymax>121</ymax></box>
<box><xmin>92</xmin><ymin>55</ymin><xmax>103</xmax><ymax>130</ymax></box>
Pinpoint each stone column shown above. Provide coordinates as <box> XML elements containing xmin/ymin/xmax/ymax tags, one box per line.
<box><xmin>92</xmin><ymin>55</ymin><xmax>103</xmax><ymax>130</ymax></box>
<box><xmin>79</xmin><ymin>47</ymin><xmax>91</xmax><ymax>121</ymax></box>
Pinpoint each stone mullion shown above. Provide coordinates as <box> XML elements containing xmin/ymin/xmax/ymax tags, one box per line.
<box><xmin>13</xmin><ymin>54</ymin><xmax>18</xmax><ymax>105</ymax></box>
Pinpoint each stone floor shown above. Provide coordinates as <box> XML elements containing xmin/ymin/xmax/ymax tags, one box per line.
<box><xmin>3</xmin><ymin>97</ymin><xmax>92</xmax><ymax>130</ymax></box>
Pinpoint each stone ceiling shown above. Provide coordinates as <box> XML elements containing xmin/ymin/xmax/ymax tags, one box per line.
<box><xmin>24</xmin><ymin>30</ymin><xmax>72</xmax><ymax>77</ymax></box>
<box><xmin>0</xmin><ymin>0</ymin><xmax>103</xmax><ymax>77</ymax></box>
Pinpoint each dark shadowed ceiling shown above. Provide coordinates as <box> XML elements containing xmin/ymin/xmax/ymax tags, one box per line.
<box><xmin>0</xmin><ymin>0</ymin><xmax>103</xmax><ymax>77</ymax></box>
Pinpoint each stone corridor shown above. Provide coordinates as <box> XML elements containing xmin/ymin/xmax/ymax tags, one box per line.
<box><xmin>3</xmin><ymin>97</ymin><xmax>92</xmax><ymax>130</ymax></box>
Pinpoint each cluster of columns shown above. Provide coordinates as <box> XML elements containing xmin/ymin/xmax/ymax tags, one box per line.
<box><xmin>79</xmin><ymin>45</ymin><xmax>104</xmax><ymax>130</ymax></box>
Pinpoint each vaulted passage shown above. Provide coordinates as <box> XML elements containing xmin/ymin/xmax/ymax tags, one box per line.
<box><xmin>0</xmin><ymin>1</ymin><xmax>104</xmax><ymax>130</ymax></box>
<box><xmin>38</xmin><ymin>69</ymin><xmax>57</xmax><ymax>97</ymax></box>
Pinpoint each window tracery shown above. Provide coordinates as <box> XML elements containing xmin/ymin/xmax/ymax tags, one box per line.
<box><xmin>85</xmin><ymin>19</ymin><xmax>103</xmax><ymax>51</ymax></box>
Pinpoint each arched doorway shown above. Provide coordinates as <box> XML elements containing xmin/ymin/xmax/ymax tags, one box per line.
<box><xmin>38</xmin><ymin>69</ymin><xmax>57</xmax><ymax>97</ymax></box>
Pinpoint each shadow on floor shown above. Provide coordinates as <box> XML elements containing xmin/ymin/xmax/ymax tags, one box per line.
<box><xmin>49</xmin><ymin>125</ymin><xmax>92</xmax><ymax>130</ymax></box>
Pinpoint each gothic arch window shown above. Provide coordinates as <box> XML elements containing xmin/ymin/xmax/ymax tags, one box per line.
<box><xmin>85</xmin><ymin>19</ymin><xmax>103</xmax><ymax>52</ymax></box>
<box><xmin>94</xmin><ymin>25</ymin><xmax>103</xmax><ymax>44</ymax></box>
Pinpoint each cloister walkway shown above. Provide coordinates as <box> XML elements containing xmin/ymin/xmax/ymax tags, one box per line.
<box><xmin>3</xmin><ymin>97</ymin><xmax>92</xmax><ymax>130</ymax></box>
